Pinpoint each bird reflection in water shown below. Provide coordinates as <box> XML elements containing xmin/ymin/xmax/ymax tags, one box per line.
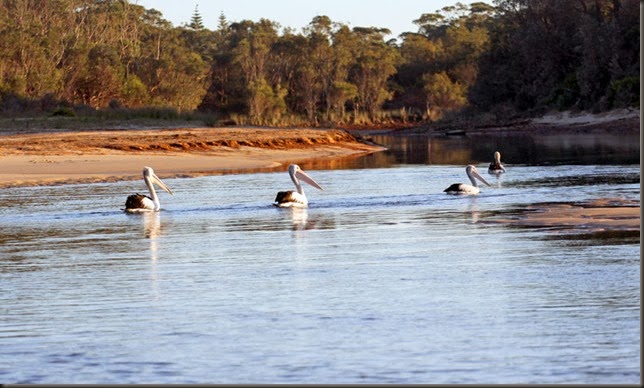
<box><xmin>467</xmin><ymin>197</ymin><xmax>481</xmax><ymax>224</ymax></box>
<box><xmin>489</xmin><ymin>167</ymin><xmax>506</xmax><ymax>189</ymax></box>
<box><xmin>286</xmin><ymin>207</ymin><xmax>336</xmax><ymax>232</ymax></box>
<box><xmin>142</xmin><ymin>211</ymin><xmax>161</xmax><ymax>239</ymax></box>
<box><xmin>138</xmin><ymin>212</ymin><xmax>163</xmax><ymax>299</ymax></box>
<box><xmin>290</xmin><ymin>207</ymin><xmax>309</xmax><ymax>231</ymax></box>
<box><xmin>141</xmin><ymin>212</ymin><xmax>161</xmax><ymax>262</ymax></box>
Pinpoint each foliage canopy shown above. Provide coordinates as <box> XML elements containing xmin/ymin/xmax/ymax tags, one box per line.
<box><xmin>0</xmin><ymin>0</ymin><xmax>638</xmax><ymax>125</ymax></box>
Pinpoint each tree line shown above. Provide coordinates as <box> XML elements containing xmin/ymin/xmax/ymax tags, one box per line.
<box><xmin>0</xmin><ymin>0</ymin><xmax>638</xmax><ymax>126</ymax></box>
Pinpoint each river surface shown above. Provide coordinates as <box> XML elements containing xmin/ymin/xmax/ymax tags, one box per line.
<box><xmin>0</xmin><ymin>131</ymin><xmax>640</xmax><ymax>384</ymax></box>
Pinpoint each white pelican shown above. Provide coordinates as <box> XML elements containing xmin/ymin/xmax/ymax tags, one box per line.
<box><xmin>444</xmin><ymin>165</ymin><xmax>492</xmax><ymax>195</ymax></box>
<box><xmin>488</xmin><ymin>151</ymin><xmax>506</xmax><ymax>173</ymax></box>
<box><xmin>124</xmin><ymin>166</ymin><xmax>174</xmax><ymax>212</ymax></box>
<box><xmin>274</xmin><ymin>164</ymin><xmax>324</xmax><ymax>208</ymax></box>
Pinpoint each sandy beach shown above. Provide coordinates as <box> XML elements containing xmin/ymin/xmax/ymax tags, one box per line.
<box><xmin>0</xmin><ymin>127</ymin><xmax>385</xmax><ymax>188</ymax></box>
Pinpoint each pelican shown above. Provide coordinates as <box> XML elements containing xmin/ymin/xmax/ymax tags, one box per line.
<box><xmin>488</xmin><ymin>151</ymin><xmax>506</xmax><ymax>173</ymax></box>
<box><xmin>124</xmin><ymin>166</ymin><xmax>174</xmax><ymax>212</ymax></box>
<box><xmin>274</xmin><ymin>164</ymin><xmax>324</xmax><ymax>208</ymax></box>
<box><xmin>444</xmin><ymin>165</ymin><xmax>492</xmax><ymax>195</ymax></box>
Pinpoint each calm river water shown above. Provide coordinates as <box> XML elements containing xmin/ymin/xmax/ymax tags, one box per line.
<box><xmin>0</xmin><ymin>131</ymin><xmax>640</xmax><ymax>384</ymax></box>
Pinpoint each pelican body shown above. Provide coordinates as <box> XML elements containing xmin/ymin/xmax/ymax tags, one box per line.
<box><xmin>444</xmin><ymin>165</ymin><xmax>492</xmax><ymax>195</ymax></box>
<box><xmin>488</xmin><ymin>151</ymin><xmax>506</xmax><ymax>173</ymax></box>
<box><xmin>125</xmin><ymin>166</ymin><xmax>174</xmax><ymax>212</ymax></box>
<box><xmin>274</xmin><ymin>164</ymin><xmax>324</xmax><ymax>208</ymax></box>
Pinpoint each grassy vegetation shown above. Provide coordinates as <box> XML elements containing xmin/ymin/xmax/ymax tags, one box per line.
<box><xmin>0</xmin><ymin>106</ymin><xmax>221</xmax><ymax>132</ymax></box>
<box><xmin>0</xmin><ymin>104</ymin><xmax>488</xmax><ymax>133</ymax></box>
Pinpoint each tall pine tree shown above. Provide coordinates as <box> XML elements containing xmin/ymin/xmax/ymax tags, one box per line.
<box><xmin>189</xmin><ymin>4</ymin><xmax>204</xmax><ymax>30</ymax></box>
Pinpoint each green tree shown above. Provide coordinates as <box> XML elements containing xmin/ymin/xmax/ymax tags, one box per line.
<box><xmin>270</xmin><ymin>31</ymin><xmax>313</xmax><ymax>120</ymax></box>
<box><xmin>328</xmin><ymin>81</ymin><xmax>358</xmax><ymax>120</ymax></box>
<box><xmin>328</xmin><ymin>24</ymin><xmax>359</xmax><ymax>121</ymax></box>
<box><xmin>350</xmin><ymin>27</ymin><xmax>400</xmax><ymax>120</ymax></box>
<box><xmin>188</xmin><ymin>4</ymin><xmax>204</xmax><ymax>30</ymax></box>
<box><xmin>301</xmin><ymin>16</ymin><xmax>334</xmax><ymax>122</ymax></box>
<box><xmin>471</xmin><ymin>0</ymin><xmax>639</xmax><ymax>113</ymax></box>
<box><xmin>395</xmin><ymin>2</ymin><xmax>493</xmax><ymax>117</ymax></box>
<box><xmin>231</xmin><ymin>19</ymin><xmax>284</xmax><ymax>123</ymax></box>
<box><xmin>0</xmin><ymin>0</ymin><xmax>81</xmax><ymax>100</ymax></box>
<box><xmin>422</xmin><ymin>71</ymin><xmax>467</xmax><ymax>120</ymax></box>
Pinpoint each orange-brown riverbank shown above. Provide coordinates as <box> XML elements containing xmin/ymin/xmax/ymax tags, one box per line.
<box><xmin>0</xmin><ymin>127</ymin><xmax>385</xmax><ymax>188</ymax></box>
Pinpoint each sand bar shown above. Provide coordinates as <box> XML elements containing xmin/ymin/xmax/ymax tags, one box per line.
<box><xmin>485</xmin><ymin>198</ymin><xmax>640</xmax><ymax>233</ymax></box>
<box><xmin>0</xmin><ymin>127</ymin><xmax>385</xmax><ymax>188</ymax></box>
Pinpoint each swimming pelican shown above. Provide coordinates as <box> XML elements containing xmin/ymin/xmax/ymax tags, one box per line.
<box><xmin>488</xmin><ymin>151</ymin><xmax>506</xmax><ymax>173</ymax></box>
<box><xmin>124</xmin><ymin>166</ymin><xmax>174</xmax><ymax>212</ymax></box>
<box><xmin>444</xmin><ymin>165</ymin><xmax>492</xmax><ymax>195</ymax></box>
<box><xmin>274</xmin><ymin>164</ymin><xmax>324</xmax><ymax>208</ymax></box>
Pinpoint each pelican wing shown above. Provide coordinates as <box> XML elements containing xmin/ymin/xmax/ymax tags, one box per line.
<box><xmin>488</xmin><ymin>162</ymin><xmax>506</xmax><ymax>173</ymax></box>
<box><xmin>444</xmin><ymin>183</ymin><xmax>463</xmax><ymax>193</ymax></box>
<box><xmin>275</xmin><ymin>191</ymin><xmax>294</xmax><ymax>203</ymax></box>
<box><xmin>274</xmin><ymin>190</ymin><xmax>307</xmax><ymax>207</ymax></box>
<box><xmin>125</xmin><ymin>193</ymin><xmax>155</xmax><ymax>211</ymax></box>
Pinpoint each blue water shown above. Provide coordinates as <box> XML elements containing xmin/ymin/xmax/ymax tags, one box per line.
<box><xmin>0</xmin><ymin>136</ymin><xmax>640</xmax><ymax>383</ymax></box>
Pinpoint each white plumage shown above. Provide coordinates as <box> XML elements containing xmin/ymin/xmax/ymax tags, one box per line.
<box><xmin>274</xmin><ymin>164</ymin><xmax>324</xmax><ymax>208</ymax></box>
<box><xmin>444</xmin><ymin>165</ymin><xmax>492</xmax><ymax>195</ymax></box>
<box><xmin>488</xmin><ymin>151</ymin><xmax>506</xmax><ymax>174</ymax></box>
<box><xmin>125</xmin><ymin>166</ymin><xmax>174</xmax><ymax>212</ymax></box>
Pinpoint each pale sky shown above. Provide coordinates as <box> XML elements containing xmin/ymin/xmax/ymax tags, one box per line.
<box><xmin>133</xmin><ymin>0</ymin><xmax>475</xmax><ymax>39</ymax></box>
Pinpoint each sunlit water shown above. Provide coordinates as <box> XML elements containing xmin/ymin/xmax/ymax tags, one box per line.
<box><xmin>0</xmin><ymin>133</ymin><xmax>640</xmax><ymax>384</ymax></box>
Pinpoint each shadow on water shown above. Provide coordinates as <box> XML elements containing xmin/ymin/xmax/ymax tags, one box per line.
<box><xmin>281</xmin><ymin>208</ymin><xmax>337</xmax><ymax>231</ymax></box>
<box><xmin>542</xmin><ymin>229</ymin><xmax>640</xmax><ymax>246</ymax></box>
<box><xmin>510</xmin><ymin>172</ymin><xmax>641</xmax><ymax>188</ymax></box>
<box><xmin>219</xmin><ymin>206</ymin><xmax>337</xmax><ymax>233</ymax></box>
<box><xmin>362</xmin><ymin>132</ymin><xmax>640</xmax><ymax>166</ymax></box>
<box><xmin>199</xmin><ymin>128</ymin><xmax>639</xmax><ymax>175</ymax></box>
<box><xmin>163</xmin><ymin>128</ymin><xmax>639</xmax><ymax>175</ymax></box>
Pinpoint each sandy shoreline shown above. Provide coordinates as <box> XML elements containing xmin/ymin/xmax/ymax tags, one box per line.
<box><xmin>0</xmin><ymin>127</ymin><xmax>385</xmax><ymax>188</ymax></box>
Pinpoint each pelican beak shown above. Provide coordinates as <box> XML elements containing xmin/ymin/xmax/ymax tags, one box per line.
<box><xmin>295</xmin><ymin>169</ymin><xmax>324</xmax><ymax>191</ymax></box>
<box><xmin>473</xmin><ymin>169</ymin><xmax>492</xmax><ymax>187</ymax></box>
<box><xmin>152</xmin><ymin>173</ymin><xmax>174</xmax><ymax>195</ymax></box>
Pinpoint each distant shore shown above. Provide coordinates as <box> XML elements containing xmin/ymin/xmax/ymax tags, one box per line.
<box><xmin>469</xmin><ymin>107</ymin><xmax>640</xmax><ymax>136</ymax></box>
<box><xmin>347</xmin><ymin>107</ymin><xmax>641</xmax><ymax>137</ymax></box>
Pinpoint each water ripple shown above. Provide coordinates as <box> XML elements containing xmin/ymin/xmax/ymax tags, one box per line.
<box><xmin>0</xmin><ymin>163</ymin><xmax>639</xmax><ymax>384</ymax></box>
